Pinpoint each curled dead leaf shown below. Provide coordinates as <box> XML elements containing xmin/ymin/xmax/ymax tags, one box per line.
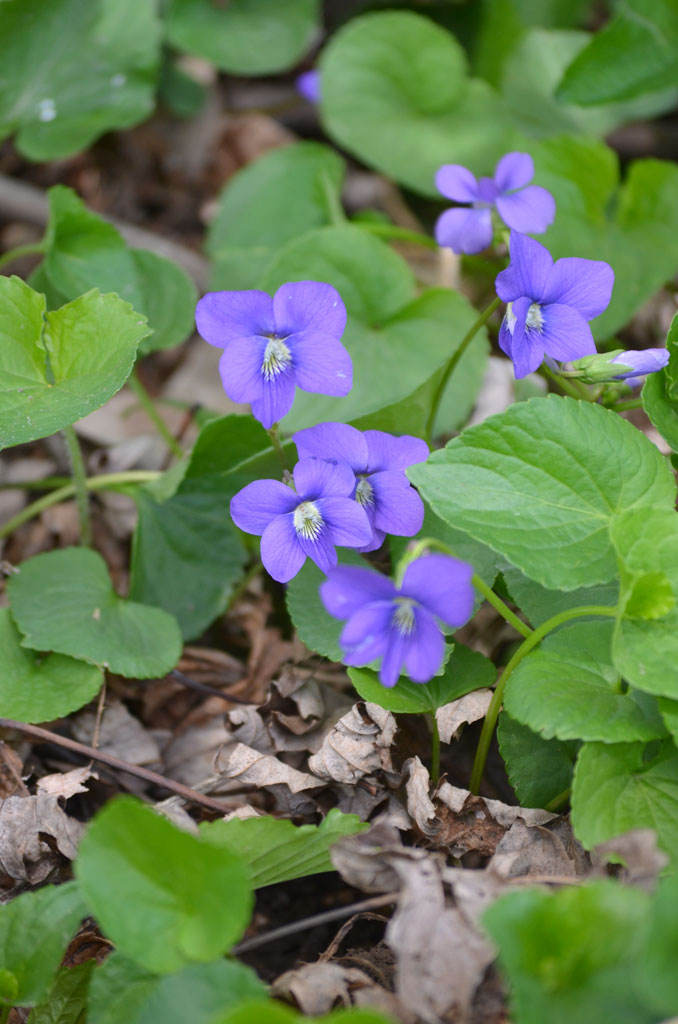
<box><xmin>0</xmin><ymin>793</ymin><xmax>83</xmax><ymax>885</ymax></box>
<box><xmin>435</xmin><ymin>689</ymin><xmax>493</xmax><ymax>744</ymax></box>
<box><xmin>37</xmin><ymin>766</ymin><xmax>97</xmax><ymax>800</ymax></box>
<box><xmin>308</xmin><ymin>703</ymin><xmax>398</xmax><ymax>784</ymax></box>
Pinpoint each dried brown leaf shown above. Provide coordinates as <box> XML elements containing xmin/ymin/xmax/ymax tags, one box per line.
<box><xmin>435</xmin><ymin>689</ymin><xmax>493</xmax><ymax>744</ymax></box>
<box><xmin>215</xmin><ymin>742</ymin><xmax>324</xmax><ymax>794</ymax></box>
<box><xmin>488</xmin><ymin>819</ymin><xmax>583</xmax><ymax>880</ymax></box>
<box><xmin>331</xmin><ymin>823</ymin><xmax>406</xmax><ymax>895</ymax></box>
<box><xmin>0</xmin><ymin>793</ymin><xmax>83</xmax><ymax>884</ymax></box>
<box><xmin>0</xmin><ymin>743</ymin><xmax>28</xmax><ymax>798</ymax></box>
<box><xmin>308</xmin><ymin>703</ymin><xmax>398</xmax><ymax>784</ymax></box>
<box><xmin>594</xmin><ymin>828</ymin><xmax>668</xmax><ymax>888</ymax></box>
<box><xmin>37</xmin><ymin>766</ymin><xmax>97</xmax><ymax>799</ymax></box>
<box><xmin>272</xmin><ymin>961</ymin><xmax>409</xmax><ymax>1020</ymax></box>
<box><xmin>72</xmin><ymin>701</ymin><xmax>160</xmax><ymax>765</ymax></box>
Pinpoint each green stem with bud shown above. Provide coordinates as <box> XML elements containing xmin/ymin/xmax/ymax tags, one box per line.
<box><xmin>267</xmin><ymin>424</ymin><xmax>290</xmax><ymax>473</ymax></box>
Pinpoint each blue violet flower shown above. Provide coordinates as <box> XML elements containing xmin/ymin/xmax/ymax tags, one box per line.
<box><xmin>230</xmin><ymin>457</ymin><xmax>372</xmax><ymax>583</ymax></box>
<box><xmin>321</xmin><ymin>555</ymin><xmax>474</xmax><ymax>688</ymax></box>
<box><xmin>296</xmin><ymin>70</ymin><xmax>321</xmax><ymax>104</ymax></box>
<box><xmin>293</xmin><ymin>422</ymin><xmax>428</xmax><ymax>551</ymax></box>
<box><xmin>496</xmin><ymin>231</ymin><xmax>615</xmax><ymax>379</ymax></box>
<box><xmin>435</xmin><ymin>151</ymin><xmax>555</xmax><ymax>255</ymax></box>
<box><xmin>195</xmin><ymin>281</ymin><xmax>352</xmax><ymax>428</ymax></box>
<box><xmin>609</xmin><ymin>348</ymin><xmax>670</xmax><ymax>381</ymax></box>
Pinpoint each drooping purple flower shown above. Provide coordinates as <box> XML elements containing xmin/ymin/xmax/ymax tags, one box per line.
<box><xmin>296</xmin><ymin>70</ymin><xmax>321</xmax><ymax>104</ymax></box>
<box><xmin>321</xmin><ymin>554</ymin><xmax>474</xmax><ymax>688</ymax></box>
<box><xmin>195</xmin><ymin>282</ymin><xmax>352</xmax><ymax>429</ymax></box>
<box><xmin>293</xmin><ymin>422</ymin><xmax>428</xmax><ymax>552</ymax></box>
<box><xmin>230</xmin><ymin>457</ymin><xmax>371</xmax><ymax>583</ymax></box>
<box><xmin>434</xmin><ymin>152</ymin><xmax>555</xmax><ymax>255</ymax></box>
<box><xmin>609</xmin><ymin>349</ymin><xmax>669</xmax><ymax>381</ymax></box>
<box><xmin>495</xmin><ymin>232</ymin><xmax>614</xmax><ymax>379</ymax></box>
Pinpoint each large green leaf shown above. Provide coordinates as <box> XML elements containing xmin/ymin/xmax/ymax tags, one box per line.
<box><xmin>75</xmin><ymin>798</ymin><xmax>253</xmax><ymax>974</ymax></box>
<box><xmin>572</xmin><ymin>739</ymin><xmax>678</xmax><ymax>865</ymax></box>
<box><xmin>200</xmin><ymin>810</ymin><xmax>367</xmax><ymax>888</ymax></box>
<box><xmin>165</xmin><ymin>0</ymin><xmax>318</xmax><ymax>75</ymax></box>
<box><xmin>130</xmin><ymin>415</ymin><xmax>286</xmax><ymax>640</ymax></box>
<box><xmin>409</xmin><ymin>396</ymin><xmax>675</xmax><ymax>590</ymax></box>
<box><xmin>642</xmin><ymin>314</ymin><xmax>678</xmax><ymax>451</ymax></box>
<box><xmin>320</xmin><ymin>10</ymin><xmax>516</xmax><ymax>196</ymax></box>
<box><xmin>498</xmin><ymin>713</ymin><xmax>578</xmax><ymax>809</ymax></box>
<box><xmin>611</xmin><ymin>509</ymin><xmax>678</xmax><ymax>699</ymax></box>
<box><xmin>87</xmin><ymin>954</ymin><xmax>265</xmax><ymax>1024</ymax></box>
<box><xmin>8</xmin><ymin>548</ymin><xmax>182</xmax><ymax>679</ymax></box>
<box><xmin>259</xmin><ymin>226</ymin><xmax>487</xmax><ymax>430</ymax></box>
<box><xmin>557</xmin><ymin>0</ymin><xmax>678</xmax><ymax>105</ymax></box>
<box><xmin>0</xmin><ymin>278</ymin><xmax>148</xmax><ymax>450</ymax></box>
<box><xmin>40</xmin><ymin>186</ymin><xmax>196</xmax><ymax>355</ymax></box>
<box><xmin>483</xmin><ymin>882</ymin><xmax>652</xmax><ymax>1024</ymax></box>
<box><xmin>504</xmin><ymin>620</ymin><xmax>665</xmax><ymax>743</ymax></box>
<box><xmin>0</xmin><ymin>0</ymin><xmax>160</xmax><ymax>160</ymax></box>
<box><xmin>0</xmin><ymin>607</ymin><xmax>102</xmax><ymax>723</ymax></box>
<box><xmin>502</xmin><ymin>28</ymin><xmax>678</xmax><ymax>139</ymax></box>
<box><xmin>0</xmin><ymin>883</ymin><xmax>85</xmax><ymax>1008</ymax></box>
<box><xmin>207</xmin><ymin>143</ymin><xmax>345</xmax><ymax>291</ymax></box>
<box><xmin>349</xmin><ymin>645</ymin><xmax>495</xmax><ymax>715</ymax></box>
<box><xmin>533</xmin><ymin>137</ymin><xmax>678</xmax><ymax>338</ymax></box>
<box><xmin>27</xmin><ymin>963</ymin><xmax>93</xmax><ymax>1024</ymax></box>
<box><xmin>503</xmin><ymin>565</ymin><xmax>619</xmax><ymax>628</ymax></box>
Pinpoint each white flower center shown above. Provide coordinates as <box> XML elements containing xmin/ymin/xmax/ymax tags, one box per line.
<box><xmin>293</xmin><ymin>501</ymin><xmax>323</xmax><ymax>540</ymax></box>
<box><xmin>355</xmin><ymin>476</ymin><xmax>374</xmax><ymax>507</ymax></box>
<box><xmin>525</xmin><ymin>302</ymin><xmax>544</xmax><ymax>332</ymax></box>
<box><xmin>392</xmin><ymin>598</ymin><xmax>416</xmax><ymax>635</ymax></box>
<box><xmin>505</xmin><ymin>302</ymin><xmax>517</xmax><ymax>336</ymax></box>
<box><xmin>261</xmin><ymin>338</ymin><xmax>292</xmax><ymax>381</ymax></box>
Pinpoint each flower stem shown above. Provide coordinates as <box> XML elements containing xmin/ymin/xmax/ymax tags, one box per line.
<box><xmin>542</xmin><ymin>364</ymin><xmax>593</xmax><ymax>401</ymax></box>
<box><xmin>267</xmin><ymin>424</ymin><xmax>290</xmax><ymax>472</ymax></box>
<box><xmin>426</xmin><ymin>296</ymin><xmax>502</xmax><ymax>443</ymax></box>
<box><xmin>62</xmin><ymin>425</ymin><xmax>92</xmax><ymax>546</ymax></box>
<box><xmin>544</xmin><ymin>787</ymin><xmax>571</xmax><ymax>813</ymax></box>
<box><xmin>397</xmin><ymin>536</ymin><xmax>532</xmax><ymax>638</ymax></box>
<box><xmin>128</xmin><ymin>368</ymin><xmax>184</xmax><ymax>458</ymax></box>
<box><xmin>0</xmin><ymin>241</ymin><xmax>45</xmax><ymax>270</ymax></box>
<box><xmin>430</xmin><ymin>712</ymin><xmax>441</xmax><ymax>785</ymax></box>
<box><xmin>0</xmin><ymin>470</ymin><xmax>160</xmax><ymax>540</ymax></box>
<box><xmin>612</xmin><ymin>397</ymin><xmax>644</xmax><ymax>412</ymax></box>
<box><xmin>469</xmin><ymin>603</ymin><xmax>619</xmax><ymax>794</ymax></box>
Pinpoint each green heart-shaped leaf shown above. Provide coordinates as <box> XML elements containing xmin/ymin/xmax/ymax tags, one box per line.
<box><xmin>9</xmin><ymin>548</ymin><xmax>182</xmax><ymax>679</ymax></box>
<box><xmin>0</xmin><ymin>607</ymin><xmax>102</xmax><ymax>723</ymax></box>
<box><xmin>0</xmin><ymin>277</ymin><xmax>149</xmax><ymax>450</ymax></box>
<box><xmin>0</xmin><ymin>0</ymin><xmax>160</xmax><ymax>161</ymax></box>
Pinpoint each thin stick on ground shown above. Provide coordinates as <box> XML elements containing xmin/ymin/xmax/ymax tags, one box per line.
<box><xmin>0</xmin><ymin>718</ymin><xmax>236</xmax><ymax>815</ymax></box>
<box><xmin>232</xmin><ymin>892</ymin><xmax>399</xmax><ymax>954</ymax></box>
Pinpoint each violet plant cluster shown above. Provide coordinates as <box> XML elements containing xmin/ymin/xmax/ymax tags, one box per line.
<box><xmin>196</xmin><ymin>149</ymin><xmax>669</xmax><ymax>690</ymax></box>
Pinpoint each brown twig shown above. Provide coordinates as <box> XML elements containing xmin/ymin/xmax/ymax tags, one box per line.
<box><xmin>0</xmin><ymin>718</ymin><xmax>233</xmax><ymax>815</ymax></box>
<box><xmin>232</xmin><ymin>892</ymin><xmax>399</xmax><ymax>955</ymax></box>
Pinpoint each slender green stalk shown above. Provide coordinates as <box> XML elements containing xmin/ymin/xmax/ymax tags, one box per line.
<box><xmin>356</xmin><ymin>221</ymin><xmax>439</xmax><ymax>249</ymax></box>
<box><xmin>0</xmin><ymin>475</ymin><xmax>71</xmax><ymax>490</ymax></box>
<box><xmin>267</xmin><ymin>424</ymin><xmax>290</xmax><ymax>472</ymax></box>
<box><xmin>545</xmin><ymin>787</ymin><xmax>571</xmax><ymax>813</ymax></box>
<box><xmin>612</xmin><ymin>397</ymin><xmax>644</xmax><ymax>412</ymax></box>
<box><xmin>62</xmin><ymin>425</ymin><xmax>92</xmax><ymax>546</ymax></box>
<box><xmin>430</xmin><ymin>712</ymin><xmax>441</xmax><ymax>784</ymax></box>
<box><xmin>0</xmin><ymin>470</ymin><xmax>160</xmax><ymax>539</ymax></box>
<box><xmin>471</xmin><ymin>574</ymin><xmax>532</xmax><ymax>639</ymax></box>
<box><xmin>0</xmin><ymin>241</ymin><xmax>45</xmax><ymax>270</ymax></box>
<box><xmin>542</xmin><ymin>364</ymin><xmax>593</xmax><ymax>401</ymax></box>
<box><xmin>397</xmin><ymin>536</ymin><xmax>532</xmax><ymax>639</ymax></box>
<box><xmin>129</xmin><ymin>369</ymin><xmax>184</xmax><ymax>458</ymax></box>
<box><xmin>426</xmin><ymin>296</ymin><xmax>502</xmax><ymax>443</ymax></box>
<box><xmin>469</xmin><ymin>603</ymin><xmax>619</xmax><ymax>794</ymax></box>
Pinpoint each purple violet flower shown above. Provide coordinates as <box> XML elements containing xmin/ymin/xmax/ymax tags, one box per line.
<box><xmin>195</xmin><ymin>282</ymin><xmax>352</xmax><ymax>429</ymax></box>
<box><xmin>230</xmin><ymin>457</ymin><xmax>372</xmax><ymax>583</ymax></box>
<box><xmin>495</xmin><ymin>232</ymin><xmax>615</xmax><ymax>379</ymax></box>
<box><xmin>609</xmin><ymin>349</ymin><xmax>669</xmax><ymax>381</ymax></box>
<box><xmin>435</xmin><ymin>152</ymin><xmax>555</xmax><ymax>255</ymax></box>
<box><xmin>293</xmin><ymin>422</ymin><xmax>428</xmax><ymax>552</ymax></box>
<box><xmin>321</xmin><ymin>555</ymin><xmax>474</xmax><ymax>688</ymax></box>
<box><xmin>296</xmin><ymin>70</ymin><xmax>321</xmax><ymax>104</ymax></box>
